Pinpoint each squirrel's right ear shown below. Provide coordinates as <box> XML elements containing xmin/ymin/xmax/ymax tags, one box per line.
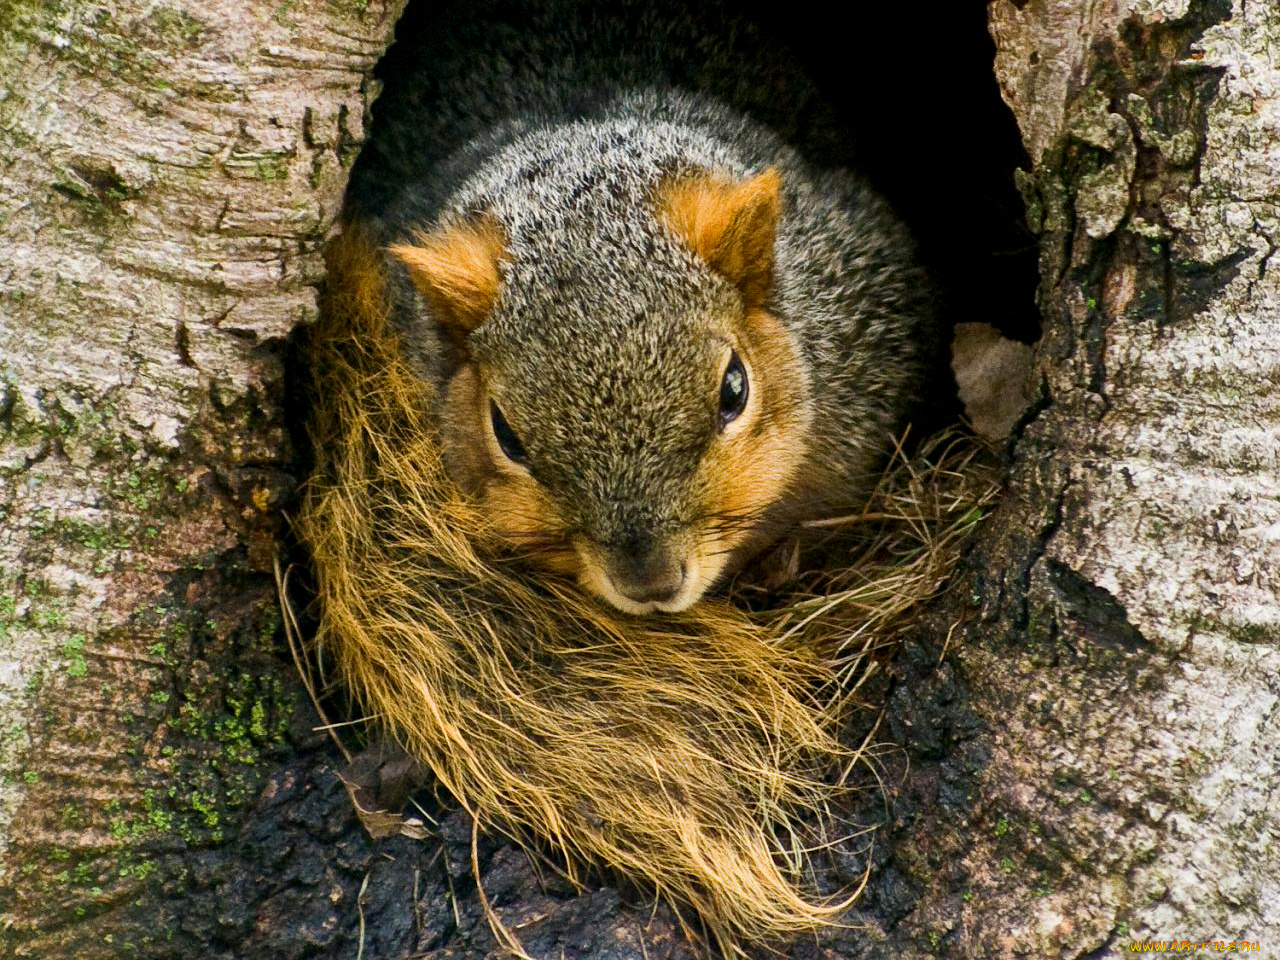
<box><xmin>388</xmin><ymin>216</ymin><xmax>506</xmax><ymax>334</ymax></box>
<box><xmin>657</xmin><ymin>167</ymin><xmax>781</xmax><ymax>308</ymax></box>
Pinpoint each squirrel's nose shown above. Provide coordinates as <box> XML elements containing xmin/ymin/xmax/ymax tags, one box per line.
<box><xmin>614</xmin><ymin>561</ymin><xmax>687</xmax><ymax>605</ymax></box>
<box><xmin>605</xmin><ymin>536</ymin><xmax>687</xmax><ymax>605</ymax></box>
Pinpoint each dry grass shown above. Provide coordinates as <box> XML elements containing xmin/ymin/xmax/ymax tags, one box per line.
<box><xmin>289</xmin><ymin>227</ymin><xmax>999</xmax><ymax>956</ymax></box>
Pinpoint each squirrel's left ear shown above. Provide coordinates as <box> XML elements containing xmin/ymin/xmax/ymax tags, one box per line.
<box><xmin>657</xmin><ymin>167</ymin><xmax>781</xmax><ymax>308</ymax></box>
<box><xmin>388</xmin><ymin>215</ymin><xmax>506</xmax><ymax>334</ymax></box>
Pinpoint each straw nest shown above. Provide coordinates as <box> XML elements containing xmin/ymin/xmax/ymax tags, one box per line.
<box><xmin>291</xmin><ymin>227</ymin><xmax>999</xmax><ymax>955</ymax></box>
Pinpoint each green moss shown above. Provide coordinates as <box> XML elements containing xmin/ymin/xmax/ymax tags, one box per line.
<box><xmin>256</xmin><ymin>608</ymin><xmax>282</xmax><ymax>647</ymax></box>
<box><xmin>326</xmin><ymin>0</ymin><xmax>370</xmax><ymax>14</ymax></box>
<box><xmin>148</xmin><ymin>6</ymin><xmax>205</xmax><ymax>43</ymax></box>
<box><xmin>1178</xmin><ymin>611</ymin><xmax>1279</xmax><ymax>646</ymax></box>
<box><xmin>116</xmin><ymin>859</ymin><xmax>157</xmax><ymax>882</ymax></box>
<box><xmin>52</xmin><ymin>518</ymin><xmax>114</xmax><ymax>552</ymax></box>
<box><xmin>6</xmin><ymin>575</ymin><xmax>298</xmax><ymax>940</ymax></box>
<box><xmin>24</xmin><ymin>666</ymin><xmax>44</xmax><ymax>693</ymax></box>
<box><xmin>189</xmin><ymin>792</ymin><xmax>219</xmax><ymax>829</ymax></box>
<box><xmin>62</xmin><ymin>633</ymin><xmax>88</xmax><ymax>677</ymax></box>
<box><xmin>0</xmin><ymin>385</ymin><xmax>46</xmax><ymax>457</ymax></box>
<box><xmin>248</xmin><ymin>700</ymin><xmax>268</xmax><ymax>739</ymax></box>
<box><xmin>91</xmin><ymin>601</ymin><xmax>302</xmax><ymax>855</ymax></box>
<box><xmin>256</xmin><ymin>155</ymin><xmax>289</xmax><ymax>181</ymax></box>
<box><xmin>224</xmin><ymin>150</ymin><xmax>293</xmax><ymax>182</ymax></box>
<box><xmin>145</xmin><ymin>803</ymin><xmax>174</xmax><ymax>833</ymax></box>
<box><xmin>23</xmin><ymin>577</ymin><xmax>51</xmax><ymax>599</ymax></box>
<box><xmin>124</xmin><ymin>470</ymin><xmax>155</xmax><ymax>511</ymax></box>
<box><xmin>0</xmin><ymin>594</ymin><xmax>16</xmax><ymax>644</ymax></box>
<box><xmin>49</xmin><ymin>163</ymin><xmax>139</xmax><ymax>224</ymax></box>
<box><xmin>9</xmin><ymin>8</ymin><xmax>160</xmax><ymax>91</ymax></box>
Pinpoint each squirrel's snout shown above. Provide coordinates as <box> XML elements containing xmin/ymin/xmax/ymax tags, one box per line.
<box><xmin>611</xmin><ymin>559</ymin><xmax>687</xmax><ymax>606</ymax></box>
<box><xmin>577</xmin><ymin>534</ymin><xmax>702</xmax><ymax>615</ymax></box>
<box><xmin>605</xmin><ymin>535</ymin><xmax>686</xmax><ymax>603</ymax></box>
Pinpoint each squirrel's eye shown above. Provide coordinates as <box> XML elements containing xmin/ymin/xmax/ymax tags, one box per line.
<box><xmin>718</xmin><ymin>351</ymin><xmax>749</xmax><ymax>427</ymax></box>
<box><xmin>490</xmin><ymin>400</ymin><xmax>528</xmax><ymax>465</ymax></box>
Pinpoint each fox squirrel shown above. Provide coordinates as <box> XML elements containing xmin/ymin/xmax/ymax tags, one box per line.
<box><xmin>346</xmin><ymin>0</ymin><xmax>935</xmax><ymax>615</ymax></box>
<box><xmin>309</xmin><ymin>1</ymin><xmax>946</xmax><ymax>946</ymax></box>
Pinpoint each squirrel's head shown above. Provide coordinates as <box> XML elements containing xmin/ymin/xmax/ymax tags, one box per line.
<box><xmin>390</xmin><ymin>167</ymin><xmax>811</xmax><ymax>614</ymax></box>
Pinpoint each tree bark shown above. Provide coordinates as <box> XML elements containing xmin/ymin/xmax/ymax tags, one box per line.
<box><xmin>860</xmin><ymin>1</ymin><xmax>1279</xmax><ymax>955</ymax></box>
<box><xmin>0</xmin><ymin>1</ymin><xmax>403</xmax><ymax>955</ymax></box>
<box><xmin>1</xmin><ymin>0</ymin><xmax>1275</xmax><ymax>958</ymax></box>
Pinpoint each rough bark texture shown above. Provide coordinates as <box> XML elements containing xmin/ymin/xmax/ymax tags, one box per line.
<box><xmin>1</xmin><ymin>0</ymin><xmax>1275</xmax><ymax>957</ymax></box>
<box><xmin>0</xmin><ymin>0</ymin><xmax>404</xmax><ymax>954</ymax></box>
<box><xmin>983</xmin><ymin>0</ymin><xmax>1276</xmax><ymax>946</ymax></box>
<box><xmin>862</xmin><ymin>0</ymin><xmax>1278</xmax><ymax>954</ymax></box>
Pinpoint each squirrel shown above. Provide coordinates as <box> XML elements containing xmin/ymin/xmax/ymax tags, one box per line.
<box><xmin>345</xmin><ymin>0</ymin><xmax>937</xmax><ymax>616</ymax></box>
<box><xmin>309</xmin><ymin>1</ymin><xmax>948</xmax><ymax>946</ymax></box>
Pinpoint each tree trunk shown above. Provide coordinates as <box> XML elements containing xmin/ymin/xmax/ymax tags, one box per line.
<box><xmin>1</xmin><ymin>0</ymin><xmax>1275</xmax><ymax>958</ymax></box>
<box><xmin>863</xmin><ymin>0</ymin><xmax>1279</xmax><ymax>955</ymax></box>
<box><xmin>0</xmin><ymin>1</ymin><xmax>404</xmax><ymax>955</ymax></box>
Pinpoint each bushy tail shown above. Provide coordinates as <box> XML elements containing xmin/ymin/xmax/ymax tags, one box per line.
<box><xmin>297</xmin><ymin>227</ymin><xmax>851</xmax><ymax>952</ymax></box>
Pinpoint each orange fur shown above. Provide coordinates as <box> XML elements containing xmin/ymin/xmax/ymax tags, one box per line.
<box><xmin>485</xmin><ymin>480</ymin><xmax>580</xmax><ymax>574</ymax></box>
<box><xmin>657</xmin><ymin>168</ymin><xmax>781</xmax><ymax>307</ymax></box>
<box><xmin>388</xmin><ymin>216</ymin><xmax>506</xmax><ymax>332</ymax></box>
<box><xmin>390</xmin><ymin>216</ymin><xmax>575</xmax><ymax>575</ymax></box>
